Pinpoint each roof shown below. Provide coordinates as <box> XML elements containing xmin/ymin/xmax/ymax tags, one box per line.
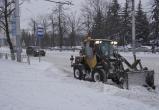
<box><xmin>90</xmin><ymin>39</ymin><xmax>115</xmax><ymax>42</ymax></box>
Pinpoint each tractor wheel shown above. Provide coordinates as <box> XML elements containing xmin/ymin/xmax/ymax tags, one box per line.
<box><xmin>92</xmin><ymin>69</ymin><xmax>104</xmax><ymax>82</ymax></box>
<box><xmin>74</xmin><ymin>67</ymin><xmax>83</xmax><ymax>80</ymax></box>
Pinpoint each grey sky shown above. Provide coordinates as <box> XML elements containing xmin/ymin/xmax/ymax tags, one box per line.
<box><xmin>20</xmin><ymin>0</ymin><xmax>151</xmax><ymax>30</ymax></box>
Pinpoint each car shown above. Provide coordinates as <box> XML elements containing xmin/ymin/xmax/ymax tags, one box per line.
<box><xmin>135</xmin><ymin>46</ymin><xmax>151</xmax><ymax>52</ymax></box>
<box><xmin>117</xmin><ymin>46</ymin><xmax>129</xmax><ymax>52</ymax></box>
<box><xmin>26</xmin><ymin>46</ymin><xmax>46</xmax><ymax>57</ymax></box>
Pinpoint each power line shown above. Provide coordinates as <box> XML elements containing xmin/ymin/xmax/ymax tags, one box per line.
<box><xmin>44</xmin><ymin>0</ymin><xmax>73</xmax><ymax>5</ymax></box>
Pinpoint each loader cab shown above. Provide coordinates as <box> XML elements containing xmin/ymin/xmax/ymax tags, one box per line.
<box><xmin>93</xmin><ymin>39</ymin><xmax>117</xmax><ymax>57</ymax></box>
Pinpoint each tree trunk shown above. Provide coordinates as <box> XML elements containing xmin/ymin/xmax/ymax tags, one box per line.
<box><xmin>51</xmin><ymin>19</ymin><xmax>55</xmax><ymax>47</ymax></box>
<box><xmin>4</xmin><ymin>0</ymin><xmax>15</xmax><ymax>60</ymax></box>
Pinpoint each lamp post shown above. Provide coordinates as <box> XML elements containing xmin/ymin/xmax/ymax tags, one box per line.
<box><xmin>132</xmin><ymin>0</ymin><xmax>136</xmax><ymax>61</ymax></box>
<box><xmin>15</xmin><ymin>0</ymin><xmax>22</xmax><ymax>62</ymax></box>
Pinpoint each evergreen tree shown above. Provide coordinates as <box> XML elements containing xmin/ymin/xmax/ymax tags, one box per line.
<box><xmin>121</xmin><ymin>0</ymin><xmax>131</xmax><ymax>45</ymax></box>
<box><xmin>91</xmin><ymin>8</ymin><xmax>104</xmax><ymax>39</ymax></box>
<box><xmin>136</xmin><ymin>0</ymin><xmax>150</xmax><ymax>43</ymax></box>
<box><xmin>152</xmin><ymin>0</ymin><xmax>159</xmax><ymax>40</ymax></box>
<box><xmin>106</xmin><ymin>0</ymin><xmax>121</xmax><ymax>40</ymax></box>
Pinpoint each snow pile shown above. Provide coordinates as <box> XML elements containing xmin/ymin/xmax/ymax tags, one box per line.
<box><xmin>0</xmin><ymin>59</ymin><xmax>158</xmax><ymax>110</ymax></box>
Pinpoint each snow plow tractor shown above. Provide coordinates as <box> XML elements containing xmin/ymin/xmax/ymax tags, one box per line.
<box><xmin>70</xmin><ymin>38</ymin><xmax>155</xmax><ymax>89</ymax></box>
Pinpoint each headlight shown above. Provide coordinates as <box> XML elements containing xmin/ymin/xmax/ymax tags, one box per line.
<box><xmin>111</xmin><ymin>41</ymin><xmax>118</xmax><ymax>45</ymax></box>
<box><xmin>95</xmin><ymin>41</ymin><xmax>102</xmax><ymax>44</ymax></box>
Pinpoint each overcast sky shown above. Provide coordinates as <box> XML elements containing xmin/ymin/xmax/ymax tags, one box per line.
<box><xmin>20</xmin><ymin>0</ymin><xmax>151</xmax><ymax>30</ymax></box>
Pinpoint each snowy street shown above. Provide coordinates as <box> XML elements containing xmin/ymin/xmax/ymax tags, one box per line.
<box><xmin>0</xmin><ymin>51</ymin><xmax>159</xmax><ymax>110</ymax></box>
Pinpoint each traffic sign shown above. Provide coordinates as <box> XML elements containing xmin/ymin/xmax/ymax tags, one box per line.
<box><xmin>36</xmin><ymin>25</ymin><xmax>44</xmax><ymax>38</ymax></box>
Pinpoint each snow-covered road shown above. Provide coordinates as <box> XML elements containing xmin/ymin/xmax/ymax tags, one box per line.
<box><xmin>0</xmin><ymin>50</ymin><xmax>159</xmax><ymax>110</ymax></box>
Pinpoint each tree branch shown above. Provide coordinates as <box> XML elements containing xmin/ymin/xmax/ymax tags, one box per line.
<box><xmin>0</xmin><ymin>9</ymin><xmax>4</xmax><ymax>13</ymax></box>
<box><xmin>7</xmin><ymin>8</ymin><xmax>15</xmax><ymax>17</ymax></box>
<box><xmin>0</xmin><ymin>20</ymin><xmax>6</xmax><ymax>27</ymax></box>
<box><xmin>0</xmin><ymin>25</ymin><xmax>6</xmax><ymax>31</ymax></box>
<box><xmin>7</xmin><ymin>0</ymin><xmax>15</xmax><ymax>8</ymax></box>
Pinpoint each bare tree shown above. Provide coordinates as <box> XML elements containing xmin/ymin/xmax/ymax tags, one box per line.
<box><xmin>28</xmin><ymin>18</ymin><xmax>37</xmax><ymax>46</ymax></box>
<box><xmin>41</xmin><ymin>16</ymin><xmax>50</xmax><ymax>47</ymax></box>
<box><xmin>0</xmin><ymin>0</ymin><xmax>15</xmax><ymax>60</ymax></box>
<box><xmin>52</xmin><ymin>4</ymin><xmax>68</xmax><ymax>48</ymax></box>
<box><xmin>57</xmin><ymin>5</ymin><xmax>65</xmax><ymax>48</ymax></box>
<box><xmin>81</xmin><ymin>0</ymin><xmax>109</xmax><ymax>35</ymax></box>
<box><xmin>67</xmin><ymin>12</ymin><xmax>83</xmax><ymax>47</ymax></box>
<box><xmin>81</xmin><ymin>1</ymin><xmax>94</xmax><ymax>33</ymax></box>
<box><xmin>49</xmin><ymin>13</ymin><xmax>57</xmax><ymax>47</ymax></box>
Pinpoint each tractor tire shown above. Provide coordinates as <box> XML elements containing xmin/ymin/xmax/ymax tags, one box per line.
<box><xmin>74</xmin><ymin>67</ymin><xmax>83</xmax><ymax>80</ymax></box>
<box><xmin>92</xmin><ymin>69</ymin><xmax>104</xmax><ymax>82</ymax></box>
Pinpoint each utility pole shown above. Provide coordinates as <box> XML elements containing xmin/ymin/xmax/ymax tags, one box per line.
<box><xmin>132</xmin><ymin>0</ymin><xmax>136</xmax><ymax>61</ymax></box>
<box><xmin>58</xmin><ymin>3</ymin><xmax>63</xmax><ymax>49</ymax></box>
<box><xmin>15</xmin><ymin>0</ymin><xmax>22</xmax><ymax>62</ymax></box>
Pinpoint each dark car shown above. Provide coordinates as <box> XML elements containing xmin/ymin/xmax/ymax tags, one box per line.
<box><xmin>26</xmin><ymin>46</ymin><xmax>46</xmax><ymax>57</ymax></box>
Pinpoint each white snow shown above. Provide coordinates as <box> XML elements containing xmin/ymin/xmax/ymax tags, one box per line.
<box><xmin>0</xmin><ymin>51</ymin><xmax>159</xmax><ymax>110</ymax></box>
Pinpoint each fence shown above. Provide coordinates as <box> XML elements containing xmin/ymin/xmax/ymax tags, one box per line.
<box><xmin>0</xmin><ymin>52</ymin><xmax>30</xmax><ymax>64</ymax></box>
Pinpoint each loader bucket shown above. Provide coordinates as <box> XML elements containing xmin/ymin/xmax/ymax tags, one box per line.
<box><xmin>128</xmin><ymin>70</ymin><xmax>155</xmax><ymax>89</ymax></box>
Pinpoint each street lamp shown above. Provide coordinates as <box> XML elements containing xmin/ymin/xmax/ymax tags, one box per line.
<box><xmin>15</xmin><ymin>0</ymin><xmax>22</xmax><ymax>62</ymax></box>
<box><xmin>132</xmin><ymin>0</ymin><xmax>136</xmax><ymax>61</ymax></box>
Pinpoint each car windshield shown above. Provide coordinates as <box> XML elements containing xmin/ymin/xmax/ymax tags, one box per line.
<box><xmin>100</xmin><ymin>41</ymin><xmax>114</xmax><ymax>56</ymax></box>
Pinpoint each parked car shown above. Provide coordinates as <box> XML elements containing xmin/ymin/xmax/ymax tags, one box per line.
<box><xmin>26</xmin><ymin>46</ymin><xmax>46</xmax><ymax>57</ymax></box>
<box><xmin>117</xmin><ymin>46</ymin><xmax>129</xmax><ymax>52</ymax></box>
<box><xmin>135</xmin><ymin>46</ymin><xmax>151</xmax><ymax>52</ymax></box>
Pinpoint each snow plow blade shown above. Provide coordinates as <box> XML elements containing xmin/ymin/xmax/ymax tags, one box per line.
<box><xmin>115</xmin><ymin>53</ymin><xmax>156</xmax><ymax>89</ymax></box>
<box><xmin>127</xmin><ymin>70</ymin><xmax>155</xmax><ymax>89</ymax></box>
